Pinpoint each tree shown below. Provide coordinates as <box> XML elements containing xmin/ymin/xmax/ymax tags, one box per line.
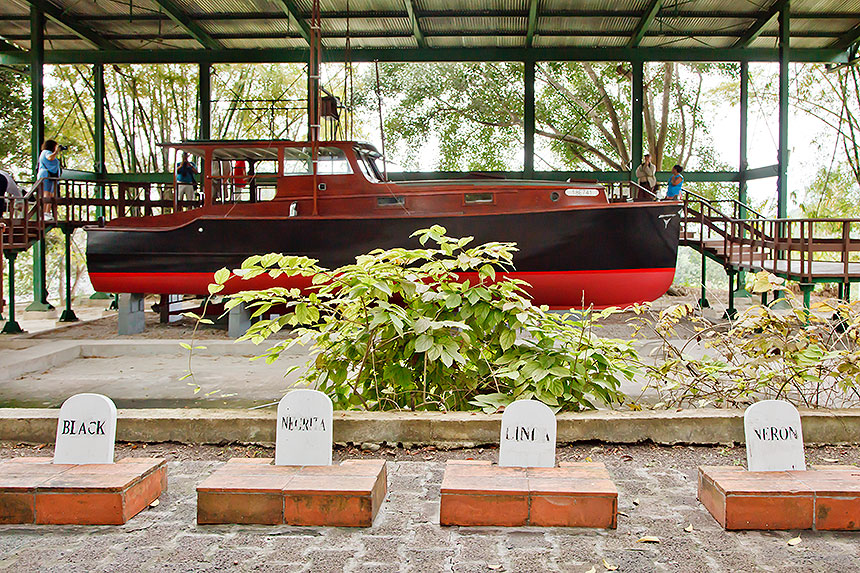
<box><xmin>0</xmin><ymin>65</ymin><xmax>29</xmax><ymax>177</ymax></box>
<box><xmin>788</xmin><ymin>64</ymin><xmax>860</xmax><ymax>192</ymax></box>
<box><xmin>366</xmin><ymin>61</ymin><xmax>724</xmax><ymax>173</ymax></box>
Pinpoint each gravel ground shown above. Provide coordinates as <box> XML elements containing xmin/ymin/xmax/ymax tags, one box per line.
<box><xmin>1</xmin><ymin>442</ymin><xmax>858</xmax><ymax>573</ymax></box>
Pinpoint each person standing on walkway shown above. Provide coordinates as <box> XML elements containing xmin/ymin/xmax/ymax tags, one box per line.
<box><xmin>665</xmin><ymin>164</ymin><xmax>684</xmax><ymax>200</ymax></box>
<box><xmin>0</xmin><ymin>169</ymin><xmax>22</xmax><ymax>215</ymax></box>
<box><xmin>36</xmin><ymin>139</ymin><xmax>63</xmax><ymax>220</ymax></box>
<box><xmin>635</xmin><ymin>153</ymin><xmax>657</xmax><ymax>201</ymax></box>
<box><xmin>175</xmin><ymin>152</ymin><xmax>198</xmax><ymax>203</ymax></box>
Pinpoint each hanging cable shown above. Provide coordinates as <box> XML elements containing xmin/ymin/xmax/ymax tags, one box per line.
<box><xmin>374</xmin><ymin>60</ymin><xmax>387</xmax><ymax>181</ymax></box>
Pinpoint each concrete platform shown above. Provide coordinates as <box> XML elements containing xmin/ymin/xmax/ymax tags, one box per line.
<box><xmin>197</xmin><ymin>458</ymin><xmax>387</xmax><ymax>526</ymax></box>
<box><xmin>0</xmin><ymin>457</ymin><xmax>166</xmax><ymax>524</ymax></box>
<box><xmin>698</xmin><ymin>465</ymin><xmax>860</xmax><ymax>530</ymax></box>
<box><xmin>440</xmin><ymin>460</ymin><xmax>617</xmax><ymax>528</ymax></box>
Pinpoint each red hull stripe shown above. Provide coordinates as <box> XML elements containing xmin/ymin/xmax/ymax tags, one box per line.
<box><xmin>90</xmin><ymin>268</ymin><xmax>676</xmax><ymax>308</ymax></box>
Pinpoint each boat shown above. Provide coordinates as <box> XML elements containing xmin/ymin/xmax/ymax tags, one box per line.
<box><xmin>85</xmin><ymin>139</ymin><xmax>681</xmax><ymax>309</ymax></box>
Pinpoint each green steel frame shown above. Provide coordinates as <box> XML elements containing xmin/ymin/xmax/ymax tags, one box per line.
<box><xmin>2</xmin><ymin>1</ymin><xmax>859</xmax><ymax>332</ymax></box>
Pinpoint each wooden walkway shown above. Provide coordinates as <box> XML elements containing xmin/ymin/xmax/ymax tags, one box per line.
<box><xmin>681</xmin><ymin>191</ymin><xmax>860</xmax><ymax>286</ymax></box>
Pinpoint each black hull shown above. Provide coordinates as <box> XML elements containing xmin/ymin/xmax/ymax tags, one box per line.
<box><xmin>86</xmin><ymin>203</ymin><xmax>681</xmax><ymax>308</ymax></box>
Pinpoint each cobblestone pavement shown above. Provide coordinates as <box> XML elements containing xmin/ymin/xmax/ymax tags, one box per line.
<box><xmin>0</xmin><ymin>444</ymin><xmax>858</xmax><ymax>573</ymax></box>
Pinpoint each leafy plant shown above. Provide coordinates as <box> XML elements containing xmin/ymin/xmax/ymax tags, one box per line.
<box><xmin>631</xmin><ymin>271</ymin><xmax>860</xmax><ymax>409</ymax></box>
<box><xmin>211</xmin><ymin>226</ymin><xmax>637</xmax><ymax>412</ymax></box>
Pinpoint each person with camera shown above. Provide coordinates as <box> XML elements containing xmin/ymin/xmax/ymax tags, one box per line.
<box><xmin>175</xmin><ymin>152</ymin><xmax>198</xmax><ymax>204</ymax></box>
<box><xmin>37</xmin><ymin>139</ymin><xmax>65</xmax><ymax>221</ymax></box>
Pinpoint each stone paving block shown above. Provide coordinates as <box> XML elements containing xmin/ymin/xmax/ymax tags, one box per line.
<box><xmin>0</xmin><ymin>457</ymin><xmax>166</xmax><ymax>525</ymax></box>
<box><xmin>196</xmin><ymin>458</ymin><xmax>387</xmax><ymax>526</ymax></box>
<box><xmin>440</xmin><ymin>460</ymin><xmax>617</xmax><ymax>528</ymax></box>
<box><xmin>698</xmin><ymin>465</ymin><xmax>860</xmax><ymax>530</ymax></box>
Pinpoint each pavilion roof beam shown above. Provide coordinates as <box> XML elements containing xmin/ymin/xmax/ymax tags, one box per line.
<box><xmin>403</xmin><ymin>0</ymin><xmax>426</xmax><ymax>48</ymax></box>
<box><xmin>628</xmin><ymin>0</ymin><xmax>665</xmax><ymax>48</ymax></box>
<box><xmin>150</xmin><ymin>0</ymin><xmax>222</xmax><ymax>50</ymax></box>
<box><xmin>526</xmin><ymin>0</ymin><xmax>540</xmax><ymax>47</ymax></box>
<box><xmin>831</xmin><ymin>22</ymin><xmax>860</xmax><ymax>51</ymax></box>
<box><xmin>733</xmin><ymin>0</ymin><xmax>789</xmax><ymax>48</ymax></box>
<box><xmin>19</xmin><ymin>0</ymin><xmax>116</xmax><ymax>50</ymax></box>
<box><xmin>273</xmin><ymin>0</ymin><xmax>312</xmax><ymax>45</ymax></box>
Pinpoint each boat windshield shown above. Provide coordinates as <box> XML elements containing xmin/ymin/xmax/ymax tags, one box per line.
<box><xmin>355</xmin><ymin>146</ymin><xmax>385</xmax><ymax>182</ymax></box>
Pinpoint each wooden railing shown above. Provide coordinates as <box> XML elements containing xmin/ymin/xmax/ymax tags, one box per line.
<box><xmin>683</xmin><ymin>190</ymin><xmax>860</xmax><ymax>282</ymax></box>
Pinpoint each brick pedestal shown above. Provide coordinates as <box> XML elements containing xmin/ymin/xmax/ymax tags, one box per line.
<box><xmin>0</xmin><ymin>457</ymin><xmax>167</xmax><ymax>525</ymax></box>
<box><xmin>440</xmin><ymin>460</ymin><xmax>617</xmax><ymax>528</ymax></box>
<box><xmin>197</xmin><ymin>458</ymin><xmax>387</xmax><ymax>526</ymax></box>
<box><xmin>698</xmin><ymin>465</ymin><xmax>860</xmax><ymax>530</ymax></box>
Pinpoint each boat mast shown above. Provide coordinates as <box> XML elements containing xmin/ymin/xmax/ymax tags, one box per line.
<box><xmin>309</xmin><ymin>0</ymin><xmax>321</xmax><ymax>215</ymax></box>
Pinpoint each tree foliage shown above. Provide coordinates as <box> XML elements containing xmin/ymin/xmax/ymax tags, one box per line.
<box><xmin>0</xmin><ymin>65</ymin><xmax>29</xmax><ymax>177</ymax></box>
<box><xmin>367</xmin><ymin>61</ymin><xmax>724</xmax><ymax>173</ymax></box>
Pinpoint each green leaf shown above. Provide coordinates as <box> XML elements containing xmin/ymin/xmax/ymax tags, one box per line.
<box><xmin>500</xmin><ymin>329</ymin><xmax>516</xmax><ymax>351</ymax></box>
<box><xmin>415</xmin><ymin>334</ymin><xmax>434</xmax><ymax>353</ymax></box>
<box><xmin>214</xmin><ymin>267</ymin><xmax>231</xmax><ymax>285</ymax></box>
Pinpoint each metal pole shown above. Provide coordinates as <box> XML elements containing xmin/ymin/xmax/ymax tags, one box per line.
<box><xmin>524</xmin><ymin>60</ymin><xmax>535</xmax><ymax>179</ymax></box>
<box><xmin>772</xmin><ymin>2</ymin><xmax>790</xmax><ymax>307</ymax></box>
<box><xmin>27</xmin><ymin>6</ymin><xmax>52</xmax><ymax>313</ymax></box>
<box><xmin>735</xmin><ymin>61</ymin><xmax>751</xmax><ymax>298</ymax></box>
<box><xmin>631</xmin><ymin>61</ymin><xmax>644</xmax><ymax>184</ymax></box>
<box><xmin>2</xmin><ymin>253</ymin><xmax>24</xmax><ymax>334</ymax></box>
<box><xmin>58</xmin><ymin>226</ymin><xmax>78</xmax><ymax>322</ymax></box>
<box><xmin>777</xmin><ymin>3</ymin><xmax>790</xmax><ymax>220</ymax></box>
<box><xmin>199</xmin><ymin>63</ymin><xmax>211</xmax><ymax>140</ymax></box>
<box><xmin>90</xmin><ymin>63</ymin><xmax>110</xmax><ymax>301</ymax></box>
<box><xmin>699</xmin><ymin>253</ymin><xmax>710</xmax><ymax>309</ymax></box>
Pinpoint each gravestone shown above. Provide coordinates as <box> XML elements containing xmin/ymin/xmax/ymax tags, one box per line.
<box><xmin>498</xmin><ymin>399</ymin><xmax>556</xmax><ymax>468</ymax></box>
<box><xmin>53</xmin><ymin>393</ymin><xmax>118</xmax><ymax>465</ymax></box>
<box><xmin>275</xmin><ymin>389</ymin><xmax>333</xmax><ymax>466</ymax></box>
<box><xmin>744</xmin><ymin>400</ymin><xmax>806</xmax><ymax>471</ymax></box>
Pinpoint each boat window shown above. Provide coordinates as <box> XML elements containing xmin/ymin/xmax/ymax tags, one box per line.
<box><xmin>464</xmin><ymin>193</ymin><xmax>494</xmax><ymax>204</ymax></box>
<box><xmin>283</xmin><ymin>147</ymin><xmax>352</xmax><ymax>175</ymax></box>
<box><xmin>283</xmin><ymin>148</ymin><xmax>312</xmax><ymax>176</ymax></box>
<box><xmin>377</xmin><ymin>196</ymin><xmax>405</xmax><ymax>207</ymax></box>
<box><xmin>355</xmin><ymin>147</ymin><xmax>384</xmax><ymax>182</ymax></box>
<box><xmin>317</xmin><ymin>147</ymin><xmax>353</xmax><ymax>175</ymax></box>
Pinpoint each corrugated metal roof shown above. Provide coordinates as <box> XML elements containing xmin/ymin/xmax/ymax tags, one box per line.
<box><xmin>1</xmin><ymin>0</ymin><xmax>858</xmax><ymax>56</ymax></box>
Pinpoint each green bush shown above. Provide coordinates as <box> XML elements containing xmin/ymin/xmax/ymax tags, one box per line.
<box><xmin>212</xmin><ymin>226</ymin><xmax>637</xmax><ymax>412</ymax></box>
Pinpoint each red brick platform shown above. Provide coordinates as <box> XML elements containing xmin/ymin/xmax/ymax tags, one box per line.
<box><xmin>0</xmin><ymin>457</ymin><xmax>166</xmax><ymax>525</ymax></box>
<box><xmin>197</xmin><ymin>458</ymin><xmax>387</xmax><ymax>526</ymax></box>
<box><xmin>698</xmin><ymin>465</ymin><xmax>860</xmax><ymax>530</ymax></box>
<box><xmin>440</xmin><ymin>460</ymin><xmax>617</xmax><ymax>528</ymax></box>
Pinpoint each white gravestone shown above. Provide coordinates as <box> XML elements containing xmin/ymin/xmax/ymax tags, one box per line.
<box><xmin>53</xmin><ymin>393</ymin><xmax>117</xmax><ymax>465</ymax></box>
<box><xmin>744</xmin><ymin>400</ymin><xmax>806</xmax><ymax>471</ymax></box>
<box><xmin>275</xmin><ymin>389</ymin><xmax>333</xmax><ymax>466</ymax></box>
<box><xmin>498</xmin><ymin>400</ymin><xmax>556</xmax><ymax>468</ymax></box>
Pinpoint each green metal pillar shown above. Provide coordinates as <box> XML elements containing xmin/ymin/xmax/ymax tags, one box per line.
<box><xmin>771</xmin><ymin>2</ymin><xmax>791</xmax><ymax>308</ymax></box>
<box><xmin>2</xmin><ymin>253</ymin><xmax>24</xmax><ymax>334</ymax></box>
<box><xmin>631</xmin><ymin>61</ymin><xmax>644</xmax><ymax>182</ymax></box>
<box><xmin>58</xmin><ymin>226</ymin><xmax>78</xmax><ymax>322</ymax></box>
<box><xmin>735</xmin><ymin>61</ymin><xmax>751</xmax><ymax>298</ymax></box>
<box><xmin>777</xmin><ymin>3</ymin><xmax>790</xmax><ymax>220</ymax></box>
<box><xmin>90</xmin><ymin>63</ymin><xmax>109</xmax><ymax>300</ymax></box>
<box><xmin>198</xmin><ymin>62</ymin><xmax>211</xmax><ymax>140</ymax></box>
<box><xmin>523</xmin><ymin>60</ymin><xmax>535</xmax><ymax>179</ymax></box>
<box><xmin>724</xmin><ymin>270</ymin><xmax>737</xmax><ymax>319</ymax></box>
<box><xmin>27</xmin><ymin>6</ymin><xmax>52</xmax><ymax>313</ymax></box>
<box><xmin>699</xmin><ymin>253</ymin><xmax>710</xmax><ymax>309</ymax></box>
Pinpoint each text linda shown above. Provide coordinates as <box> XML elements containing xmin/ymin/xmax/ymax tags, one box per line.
<box><xmin>753</xmin><ymin>426</ymin><xmax>799</xmax><ymax>441</ymax></box>
<box><xmin>504</xmin><ymin>425</ymin><xmax>551</xmax><ymax>442</ymax></box>
<box><xmin>60</xmin><ymin>420</ymin><xmax>106</xmax><ymax>435</ymax></box>
<box><xmin>281</xmin><ymin>416</ymin><xmax>327</xmax><ymax>432</ymax></box>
